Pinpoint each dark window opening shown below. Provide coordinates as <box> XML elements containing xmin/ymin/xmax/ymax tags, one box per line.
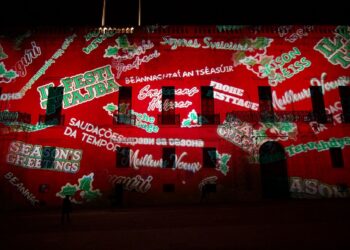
<box><xmin>116</xmin><ymin>86</ymin><xmax>134</xmax><ymax>125</ymax></box>
<box><xmin>330</xmin><ymin>147</ymin><xmax>344</xmax><ymax>168</ymax></box>
<box><xmin>41</xmin><ymin>147</ymin><xmax>56</xmax><ymax>169</ymax></box>
<box><xmin>258</xmin><ymin>86</ymin><xmax>274</xmax><ymax>122</ymax></box>
<box><xmin>339</xmin><ymin>86</ymin><xmax>350</xmax><ymax>123</ymax></box>
<box><xmin>45</xmin><ymin>87</ymin><xmax>64</xmax><ymax>125</ymax></box>
<box><xmin>203</xmin><ymin>183</ymin><xmax>217</xmax><ymax>193</ymax></box>
<box><xmin>163</xmin><ymin>184</ymin><xmax>175</xmax><ymax>192</ymax></box>
<box><xmin>203</xmin><ymin>147</ymin><xmax>216</xmax><ymax>168</ymax></box>
<box><xmin>161</xmin><ymin>86</ymin><xmax>176</xmax><ymax>124</ymax></box>
<box><xmin>200</xmin><ymin>86</ymin><xmax>219</xmax><ymax>124</ymax></box>
<box><xmin>259</xmin><ymin>141</ymin><xmax>289</xmax><ymax>199</ymax></box>
<box><xmin>310</xmin><ymin>86</ymin><xmax>327</xmax><ymax>123</ymax></box>
<box><xmin>162</xmin><ymin>147</ymin><xmax>176</xmax><ymax>168</ymax></box>
<box><xmin>116</xmin><ymin>147</ymin><xmax>130</xmax><ymax>168</ymax></box>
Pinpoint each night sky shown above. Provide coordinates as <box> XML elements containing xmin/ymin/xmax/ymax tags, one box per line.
<box><xmin>0</xmin><ymin>0</ymin><xmax>349</xmax><ymax>29</ymax></box>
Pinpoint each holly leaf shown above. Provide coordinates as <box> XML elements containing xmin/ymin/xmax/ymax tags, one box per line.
<box><xmin>189</xmin><ymin>110</ymin><xmax>198</xmax><ymax>120</ymax></box>
<box><xmin>82</xmin><ymin>190</ymin><xmax>102</xmax><ymax>201</ymax></box>
<box><xmin>252</xmin><ymin>37</ymin><xmax>270</xmax><ymax>49</ymax></box>
<box><xmin>232</xmin><ymin>51</ymin><xmax>246</xmax><ymax>66</ymax></box>
<box><xmin>0</xmin><ymin>46</ymin><xmax>7</xmax><ymax>59</ymax></box>
<box><xmin>0</xmin><ymin>62</ymin><xmax>6</xmax><ymax>74</ymax></box>
<box><xmin>106</xmin><ymin>103</ymin><xmax>117</xmax><ymax>112</ymax></box>
<box><xmin>221</xmin><ymin>154</ymin><xmax>230</xmax><ymax>166</ymax></box>
<box><xmin>259</xmin><ymin>63</ymin><xmax>274</xmax><ymax>77</ymax></box>
<box><xmin>215</xmin><ymin>152</ymin><xmax>231</xmax><ymax>176</ymax></box>
<box><xmin>182</xmin><ymin>119</ymin><xmax>191</xmax><ymax>127</ymax></box>
<box><xmin>116</xmin><ymin>35</ymin><xmax>130</xmax><ymax>48</ymax></box>
<box><xmin>104</xmin><ymin>46</ymin><xmax>119</xmax><ymax>57</ymax></box>
<box><xmin>277</xmin><ymin>122</ymin><xmax>295</xmax><ymax>133</ymax></box>
<box><xmin>244</xmin><ymin>57</ymin><xmax>258</xmax><ymax>66</ymax></box>
<box><xmin>260</xmin><ymin>56</ymin><xmax>273</xmax><ymax>66</ymax></box>
<box><xmin>0</xmin><ymin>63</ymin><xmax>18</xmax><ymax>80</ymax></box>
<box><xmin>4</xmin><ymin>70</ymin><xmax>17</xmax><ymax>79</ymax></box>
<box><xmin>57</xmin><ymin>183</ymin><xmax>78</xmax><ymax>198</ymax></box>
<box><xmin>78</xmin><ymin>173</ymin><xmax>94</xmax><ymax>192</ymax></box>
<box><xmin>219</xmin><ymin>164</ymin><xmax>228</xmax><ymax>175</ymax></box>
<box><xmin>241</xmin><ymin>38</ymin><xmax>252</xmax><ymax>47</ymax></box>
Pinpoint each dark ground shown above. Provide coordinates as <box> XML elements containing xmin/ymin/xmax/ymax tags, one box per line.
<box><xmin>1</xmin><ymin>199</ymin><xmax>350</xmax><ymax>249</ymax></box>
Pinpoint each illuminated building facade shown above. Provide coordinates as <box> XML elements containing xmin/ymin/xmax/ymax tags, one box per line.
<box><xmin>0</xmin><ymin>25</ymin><xmax>349</xmax><ymax>208</ymax></box>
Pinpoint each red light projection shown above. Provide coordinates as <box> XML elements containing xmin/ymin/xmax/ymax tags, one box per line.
<box><xmin>0</xmin><ymin>25</ymin><xmax>349</xmax><ymax>207</ymax></box>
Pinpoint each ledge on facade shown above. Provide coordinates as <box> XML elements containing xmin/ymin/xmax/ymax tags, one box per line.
<box><xmin>225</xmin><ymin>111</ymin><xmax>334</xmax><ymax>124</ymax></box>
<box><xmin>157</xmin><ymin>114</ymin><xmax>180</xmax><ymax>125</ymax></box>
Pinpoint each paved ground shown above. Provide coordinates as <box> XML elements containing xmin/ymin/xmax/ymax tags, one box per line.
<box><xmin>1</xmin><ymin>199</ymin><xmax>350</xmax><ymax>249</ymax></box>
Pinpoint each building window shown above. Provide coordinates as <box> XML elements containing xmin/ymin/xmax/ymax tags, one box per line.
<box><xmin>163</xmin><ymin>184</ymin><xmax>175</xmax><ymax>192</ymax></box>
<box><xmin>116</xmin><ymin>147</ymin><xmax>130</xmax><ymax>168</ymax></box>
<box><xmin>41</xmin><ymin>147</ymin><xmax>56</xmax><ymax>169</ymax></box>
<box><xmin>45</xmin><ymin>87</ymin><xmax>64</xmax><ymax>125</ymax></box>
<box><xmin>161</xmin><ymin>86</ymin><xmax>176</xmax><ymax>124</ymax></box>
<box><xmin>258</xmin><ymin>86</ymin><xmax>274</xmax><ymax>122</ymax></box>
<box><xmin>339</xmin><ymin>86</ymin><xmax>350</xmax><ymax>123</ymax></box>
<box><xmin>162</xmin><ymin>147</ymin><xmax>175</xmax><ymax>168</ymax></box>
<box><xmin>46</xmin><ymin>87</ymin><xmax>64</xmax><ymax>124</ymax></box>
<box><xmin>310</xmin><ymin>86</ymin><xmax>327</xmax><ymax>123</ymax></box>
<box><xmin>329</xmin><ymin>147</ymin><xmax>344</xmax><ymax>168</ymax></box>
<box><xmin>116</xmin><ymin>86</ymin><xmax>133</xmax><ymax>125</ymax></box>
<box><xmin>203</xmin><ymin>147</ymin><xmax>216</xmax><ymax>168</ymax></box>
<box><xmin>200</xmin><ymin>86</ymin><xmax>219</xmax><ymax>124</ymax></box>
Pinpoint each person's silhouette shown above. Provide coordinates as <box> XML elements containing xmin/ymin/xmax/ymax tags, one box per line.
<box><xmin>113</xmin><ymin>184</ymin><xmax>124</xmax><ymax>208</ymax></box>
<box><xmin>61</xmin><ymin>195</ymin><xmax>72</xmax><ymax>224</ymax></box>
<box><xmin>200</xmin><ymin>184</ymin><xmax>208</xmax><ymax>203</ymax></box>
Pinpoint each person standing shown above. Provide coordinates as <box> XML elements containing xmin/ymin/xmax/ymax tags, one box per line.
<box><xmin>61</xmin><ymin>195</ymin><xmax>72</xmax><ymax>224</ymax></box>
